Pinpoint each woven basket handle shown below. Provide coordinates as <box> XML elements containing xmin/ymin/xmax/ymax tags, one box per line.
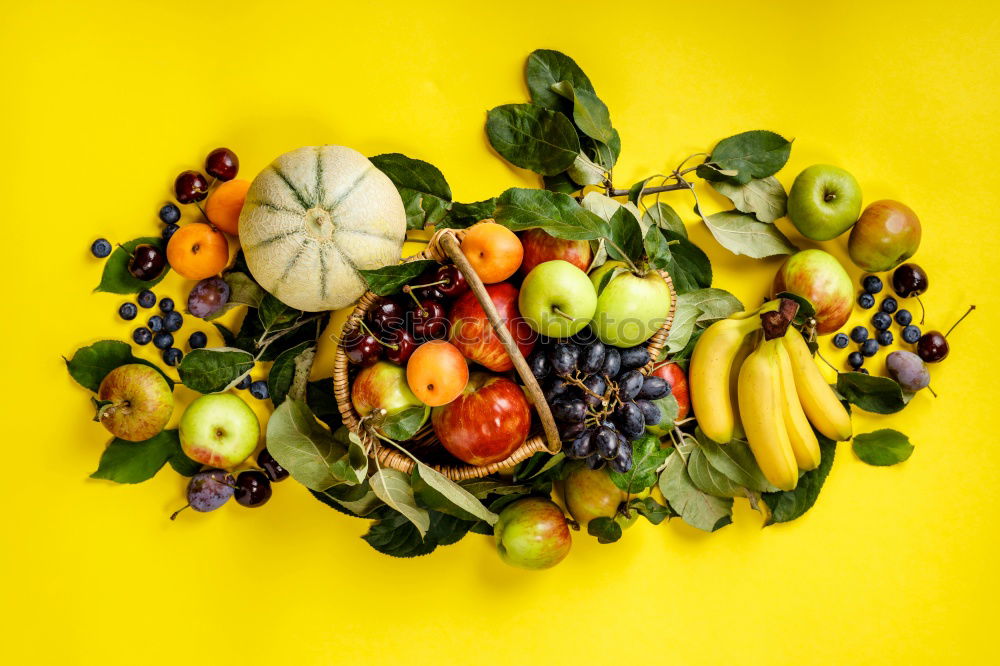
<box><xmin>434</xmin><ymin>230</ymin><xmax>562</xmax><ymax>454</ymax></box>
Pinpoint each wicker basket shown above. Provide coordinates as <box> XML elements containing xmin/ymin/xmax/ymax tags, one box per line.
<box><xmin>333</xmin><ymin>227</ymin><xmax>677</xmax><ymax>481</ymax></box>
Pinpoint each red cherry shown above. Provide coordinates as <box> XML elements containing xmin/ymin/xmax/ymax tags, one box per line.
<box><xmin>410</xmin><ymin>299</ymin><xmax>449</xmax><ymax>341</ymax></box>
<box><xmin>175</xmin><ymin>170</ymin><xmax>210</xmax><ymax>204</ymax></box>
<box><xmin>344</xmin><ymin>328</ymin><xmax>382</xmax><ymax>365</ymax></box>
<box><xmin>205</xmin><ymin>148</ymin><xmax>239</xmax><ymax>181</ymax></box>
<box><xmin>382</xmin><ymin>328</ymin><xmax>417</xmax><ymax>364</ymax></box>
<box><xmin>434</xmin><ymin>264</ymin><xmax>468</xmax><ymax>298</ymax></box>
<box><xmin>367</xmin><ymin>297</ymin><xmax>406</xmax><ymax>334</ymax></box>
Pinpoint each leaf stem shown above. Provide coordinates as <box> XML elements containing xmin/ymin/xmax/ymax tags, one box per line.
<box><xmin>606</xmin><ymin>182</ymin><xmax>689</xmax><ymax>198</ymax></box>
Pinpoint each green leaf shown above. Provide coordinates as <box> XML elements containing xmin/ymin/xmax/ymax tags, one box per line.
<box><xmin>329</xmin><ymin>429</ymin><xmax>369</xmax><ymax>486</ymax></box>
<box><xmin>696</xmin><ymin>429</ymin><xmax>779</xmax><ymax>493</ymax></box>
<box><xmin>541</xmin><ymin>172</ymin><xmax>580</xmax><ymax>195</ymax></box>
<box><xmin>213</xmin><ymin>322</ymin><xmax>236</xmax><ymax>346</ymax></box>
<box><xmin>836</xmin><ymin>372</ymin><xmax>909</xmax><ymax>414</ymax></box>
<box><xmin>370</xmin><ymin>153</ymin><xmax>452</xmax><ymax>230</ymax></box>
<box><xmin>168</xmin><ymin>447</ymin><xmax>203</xmax><ymax>477</ymax></box>
<box><xmin>485</xmin><ymin>104</ymin><xmax>580</xmax><ymax>176</ymax></box>
<box><xmin>711</xmin><ymin>176</ymin><xmax>788</xmax><ymax>223</ymax></box>
<box><xmin>204</xmin><ymin>271</ymin><xmax>264</xmax><ymax>321</ymax></box>
<box><xmin>439</xmin><ymin>198</ymin><xmax>497</xmax><ymax>229</ymax></box>
<box><xmin>493</xmin><ymin>187</ymin><xmax>611</xmax><ymax>240</ymax></box>
<box><xmin>265</xmin><ymin>398</ymin><xmax>363</xmax><ymax>491</ymax></box>
<box><xmin>643</xmin><ymin>203</ymin><xmax>687</xmax><ymax>238</ymax></box>
<box><xmin>267</xmin><ymin>342</ymin><xmax>313</xmax><ymax>407</ymax></box>
<box><xmin>380</xmin><ymin>405</ymin><xmax>430</xmax><ymax>441</ymax></box>
<box><xmin>369</xmin><ymin>469</ymin><xmax>430</xmax><ymax>537</ymax></box>
<box><xmin>703</xmin><ymin>210</ymin><xmax>798</xmax><ymax>258</ymax></box>
<box><xmin>306</xmin><ymin>378</ymin><xmax>342</xmax><ymax>431</ymax></box>
<box><xmin>177</xmin><ymin>347</ymin><xmax>254</xmax><ymax>394</ymax></box>
<box><xmin>358</xmin><ymin>259</ymin><xmax>438</xmax><ymax>296</ymax></box>
<box><xmin>525</xmin><ymin>49</ymin><xmax>595</xmax><ymax>110</ymax></box>
<box><xmin>90</xmin><ymin>430</ymin><xmax>182</xmax><ymax>484</ymax></box>
<box><xmin>311</xmin><ymin>481</ymin><xmax>384</xmax><ymax>517</ymax></box>
<box><xmin>687</xmin><ymin>446</ymin><xmax>743</xmax><ymax>498</ymax></box>
<box><xmin>412</xmin><ymin>464</ymin><xmax>499</xmax><ymax>525</ymax></box>
<box><xmin>629</xmin><ymin>496</ymin><xmax>673</xmax><ymax>525</ymax></box>
<box><xmin>774</xmin><ymin>291</ymin><xmax>817</xmax><ymax>321</ymax></box>
<box><xmin>588</xmin><ymin>516</ymin><xmax>623</xmax><ymax>544</ymax></box>
<box><xmin>64</xmin><ymin>339</ymin><xmax>173</xmax><ymax>392</ymax></box>
<box><xmin>258</xmin><ymin>293</ymin><xmax>300</xmax><ymax>332</ymax></box>
<box><xmin>608</xmin><ymin>435</ymin><xmax>669</xmax><ymax>494</ymax></box>
<box><xmin>596</xmin><ymin>265</ymin><xmax>629</xmax><ymax>297</ymax></box>
<box><xmin>658</xmin><ymin>449</ymin><xmax>733</xmax><ymax>532</ymax></box>
<box><xmin>605</xmin><ymin>206</ymin><xmax>644</xmax><ymax>265</ymax></box>
<box><xmin>458</xmin><ymin>479</ymin><xmax>531</xmax><ymax>499</ymax></box>
<box><xmin>645</xmin><ymin>394</ymin><xmax>679</xmax><ymax>436</ymax></box>
<box><xmin>361</xmin><ymin>508</ymin><xmax>472</xmax><ymax>558</ymax></box>
<box><xmin>566</xmin><ymin>152</ymin><xmax>606</xmax><ymax>186</ymax></box>
<box><xmin>659</xmin><ymin>229</ymin><xmax>712</xmax><ymax>294</ymax></box>
<box><xmin>550</xmin><ymin>81</ymin><xmax>614</xmax><ymax>143</ymax></box>
<box><xmin>680</xmin><ymin>288</ymin><xmax>744</xmax><ymax>324</ymax></box>
<box><xmin>852</xmin><ymin>429</ymin><xmax>914</xmax><ymax>466</ymax></box>
<box><xmin>763</xmin><ymin>435</ymin><xmax>836</xmax><ymax>524</ymax></box>
<box><xmin>664</xmin><ymin>298</ymin><xmax>701</xmax><ymax>354</ymax></box>
<box><xmin>586</xmin><ymin>130</ymin><xmax>621</xmax><ymax>170</ymax></box>
<box><xmin>95</xmin><ymin>237</ymin><xmax>169</xmax><ymax>294</ymax></box>
<box><xmin>696</xmin><ymin>130</ymin><xmax>793</xmax><ymax>184</ymax></box>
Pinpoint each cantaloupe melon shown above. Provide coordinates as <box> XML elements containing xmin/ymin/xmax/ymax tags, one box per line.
<box><xmin>239</xmin><ymin>145</ymin><xmax>406</xmax><ymax>312</ymax></box>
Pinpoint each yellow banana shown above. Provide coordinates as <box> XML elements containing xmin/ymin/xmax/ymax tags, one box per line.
<box><xmin>775</xmin><ymin>340</ymin><xmax>821</xmax><ymax>471</ymax></box>
<box><xmin>689</xmin><ymin>315</ymin><xmax>761</xmax><ymax>443</ymax></box>
<box><xmin>728</xmin><ymin>328</ymin><xmax>759</xmax><ymax>441</ymax></box>
<box><xmin>737</xmin><ymin>338</ymin><xmax>799</xmax><ymax>491</ymax></box>
<box><xmin>781</xmin><ymin>331</ymin><xmax>853</xmax><ymax>441</ymax></box>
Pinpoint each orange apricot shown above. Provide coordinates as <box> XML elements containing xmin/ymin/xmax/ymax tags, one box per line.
<box><xmin>167</xmin><ymin>223</ymin><xmax>230</xmax><ymax>280</ymax></box>
<box><xmin>204</xmin><ymin>178</ymin><xmax>250</xmax><ymax>235</ymax></box>
<box><xmin>406</xmin><ymin>340</ymin><xmax>469</xmax><ymax>407</ymax></box>
<box><xmin>460</xmin><ymin>220</ymin><xmax>523</xmax><ymax>284</ymax></box>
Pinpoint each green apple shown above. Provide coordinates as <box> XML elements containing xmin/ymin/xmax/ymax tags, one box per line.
<box><xmin>179</xmin><ymin>393</ymin><xmax>260</xmax><ymax>468</ymax></box>
<box><xmin>591</xmin><ymin>267</ymin><xmax>672</xmax><ymax>347</ymax></box>
<box><xmin>494</xmin><ymin>497</ymin><xmax>571</xmax><ymax>570</ymax></box>
<box><xmin>847</xmin><ymin>199</ymin><xmax>921</xmax><ymax>271</ymax></box>
<box><xmin>351</xmin><ymin>361</ymin><xmax>428</xmax><ymax>436</ymax></box>
<box><xmin>518</xmin><ymin>260</ymin><xmax>597</xmax><ymax>338</ymax></box>
<box><xmin>787</xmin><ymin>164</ymin><xmax>863</xmax><ymax>240</ymax></box>
<box><xmin>562</xmin><ymin>462</ymin><xmax>625</xmax><ymax>527</ymax></box>
<box><xmin>96</xmin><ymin>363</ymin><xmax>173</xmax><ymax>441</ymax></box>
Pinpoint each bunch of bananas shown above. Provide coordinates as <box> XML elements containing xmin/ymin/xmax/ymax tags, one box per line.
<box><xmin>689</xmin><ymin>302</ymin><xmax>852</xmax><ymax>491</ymax></box>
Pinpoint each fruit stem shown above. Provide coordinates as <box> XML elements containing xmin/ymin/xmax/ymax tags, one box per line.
<box><xmin>400</xmin><ymin>285</ymin><xmax>426</xmax><ymax>315</ymax></box>
<box><xmin>927</xmin><ymin>385</ymin><xmax>938</xmax><ymax>398</ymax></box>
<box><xmin>917</xmin><ymin>296</ymin><xmax>926</xmax><ymax>325</ymax></box>
<box><xmin>552</xmin><ymin>306</ymin><xmax>579</xmax><ymax>321</ymax></box>
<box><xmin>945</xmin><ymin>305</ymin><xmax>976</xmax><ymax>338</ymax></box>
<box><xmin>409</xmin><ymin>278</ymin><xmax>448</xmax><ymax>290</ymax></box>
<box><xmin>169</xmin><ymin>504</ymin><xmax>190</xmax><ymax>520</ymax></box>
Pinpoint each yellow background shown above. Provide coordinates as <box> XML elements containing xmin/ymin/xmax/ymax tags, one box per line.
<box><xmin>2</xmin><ymin>1</ymin><xmax>998</xmax><ymax>664</ymax></box>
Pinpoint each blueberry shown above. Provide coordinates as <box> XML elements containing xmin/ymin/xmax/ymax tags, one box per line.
<box><xmin>188</xmin><ymin>331</ymin><xmax>208</xmax><ymax>349</ymax></box>
<box><xmin>861</xmin><ymin>338</ymin><xmax>879</xmax><ymax>357</ymax></box>
<box><xmin>162</xmin><ymin>223</ymin><xmax>180</xmax><ymax>242</ymax></box>
<box><xmin>881</xmin><ymin>297</ymin><xmax>898</xmax><ymax>314</ymax></box>
<box><xmin>850</xmin><ymin>326</ymin><xmax>869</xmax><ymax>343</ymax></box>
<box><xmin>159</xmin><ymin>297</ymin><xmax>175</xmax><ymax>313</ymax></box>
<box><xmin>901</xmin><ymin>325</ymin><xmax>921</xmax><ymax>344</ymax></box>
<box><xmin>871</xmin><ymin>312</ymin><xmax>892</xmax><ymax>331</ymax></box>
<box><xmin>153</xmin><ymin>331</ymin><xmax>174</xmax><ymax>350</ymax></box>
<box><xmin>91</xmin><ymin>238</ymin><xmax>112</xmax><ymax>258</ymax></box>
<box><xmin>857</xmin><ymin>293</ymin><xmax>875</xmax><ymax>309</ymax></box>
<box><xmin>158</xmin><ymin>203</ymin><xmax>181</xmax><ymax>224</ymax></box>
<box><xmin>862</xmin><ymin>275</ymin><xmax>883</xmax><ymax>294</ymax></box>
<box><xmin>847</xmin><ymin>352</ymin><xmax>864</xmax><ymax>369</ymax></box>
<box><xmin>132</xmin><ymin>327</ymin><xmax>152</xmax><ymax>345</ymax></box>
<box><xmin>249</xmin><ymin>380</ymin><xmax>270</xmax><ymax>400</ymax></box>
<box><xmin>895</xmin><ymin>309</ymin><xmax>913</xmax><ymax>327</ymax></box>
<box><xmin>832</xmin><ymin>333</ymin><xmax>849</xmax><ymax>349</ymax></box>
<box><xmin>236</xmin><ymin>375</ymin><xmax>252</xmax><ymax>390</ymax></box>
<box><xmin>148</xmin><ymin>315</ymin><xmax>164</xmax><ymax>332</ymax></box>
<box><xmin>877</xmin><ymin>330</ymin><xmax>893</xmax><ymax>346</ymax></box>
<box><xmin>164</xmin><ymin>310</ymin><xmax>183</xmax><ymax>332</ymax></box>
<box><xmin>163</xmin><ymin>347</ymin><xmax>183</xmax><ymax>366</ymax></box>
<box><xmin>137</xmin><ymin>290</ymin><xmax>156</xmax><ymax>308</ymax></box>
<box><xmin>118</xmin><ymin>302</ymin><xmax>138</xmax><ymax>321</ymax></box>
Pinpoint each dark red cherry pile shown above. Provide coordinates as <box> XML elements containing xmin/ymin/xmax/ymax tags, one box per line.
<box><xmin>345</xmin><ymin>264</ymin><xmax>469</xmax><ymax>366</ymax></box>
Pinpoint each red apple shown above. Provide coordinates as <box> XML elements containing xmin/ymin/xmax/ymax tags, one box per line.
<box><xmin>651</xmin><ymin>361</ymin><xmax>689</xmax><ymax>420</ymax></box>
<box><xmin>494</xmin><ymin>497</ymin><xmax>571</xmax><ymax>570</ymax></box>
<box><xmin>448</xmin><ymin>283</ymin><xmax>536</xmax><ymax>372</ymax></box>
<box><xmin>431</xmin><ymin>372</ymin><xmax>531</xmax><ymax>466</ymax></box>
<box><xmin>771</xmin><ymin>249</ymin><xmax>853</xmax><ymax>335</ymax></box>
<box><xmin>519</xmin><ymin>228</ymin><xmax>592</xmax><ymax>276</ymax></box>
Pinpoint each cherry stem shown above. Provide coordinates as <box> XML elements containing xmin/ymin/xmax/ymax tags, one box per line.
<box><xmin>400</xmin><ymin>285</ymin><xmax>426</xmax><ymax>314</ymax></box>
<box><xmin>917</xmin><ymin>296</ymin><xmax>926</xmax><ymax>325</ymax></box>
<box><xmin>945</xmin><ymin>305</ymin><xmax>976</xmax><ymax>338</ymax></box>
<box><xmin>409</xmin><ymin>278</ymin><xmax>448</xmax><ymax>290</ymax></box>
<box><xmin>169</xmin><ymin>504</ymin><xmax>190</xmax><ymax>521</ymax></box>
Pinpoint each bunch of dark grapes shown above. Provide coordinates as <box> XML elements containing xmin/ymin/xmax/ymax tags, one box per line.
<box><xmin>528</xmin><ymin>329</ymin><xmax>670</xmax><ymax>473</ymax></box>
